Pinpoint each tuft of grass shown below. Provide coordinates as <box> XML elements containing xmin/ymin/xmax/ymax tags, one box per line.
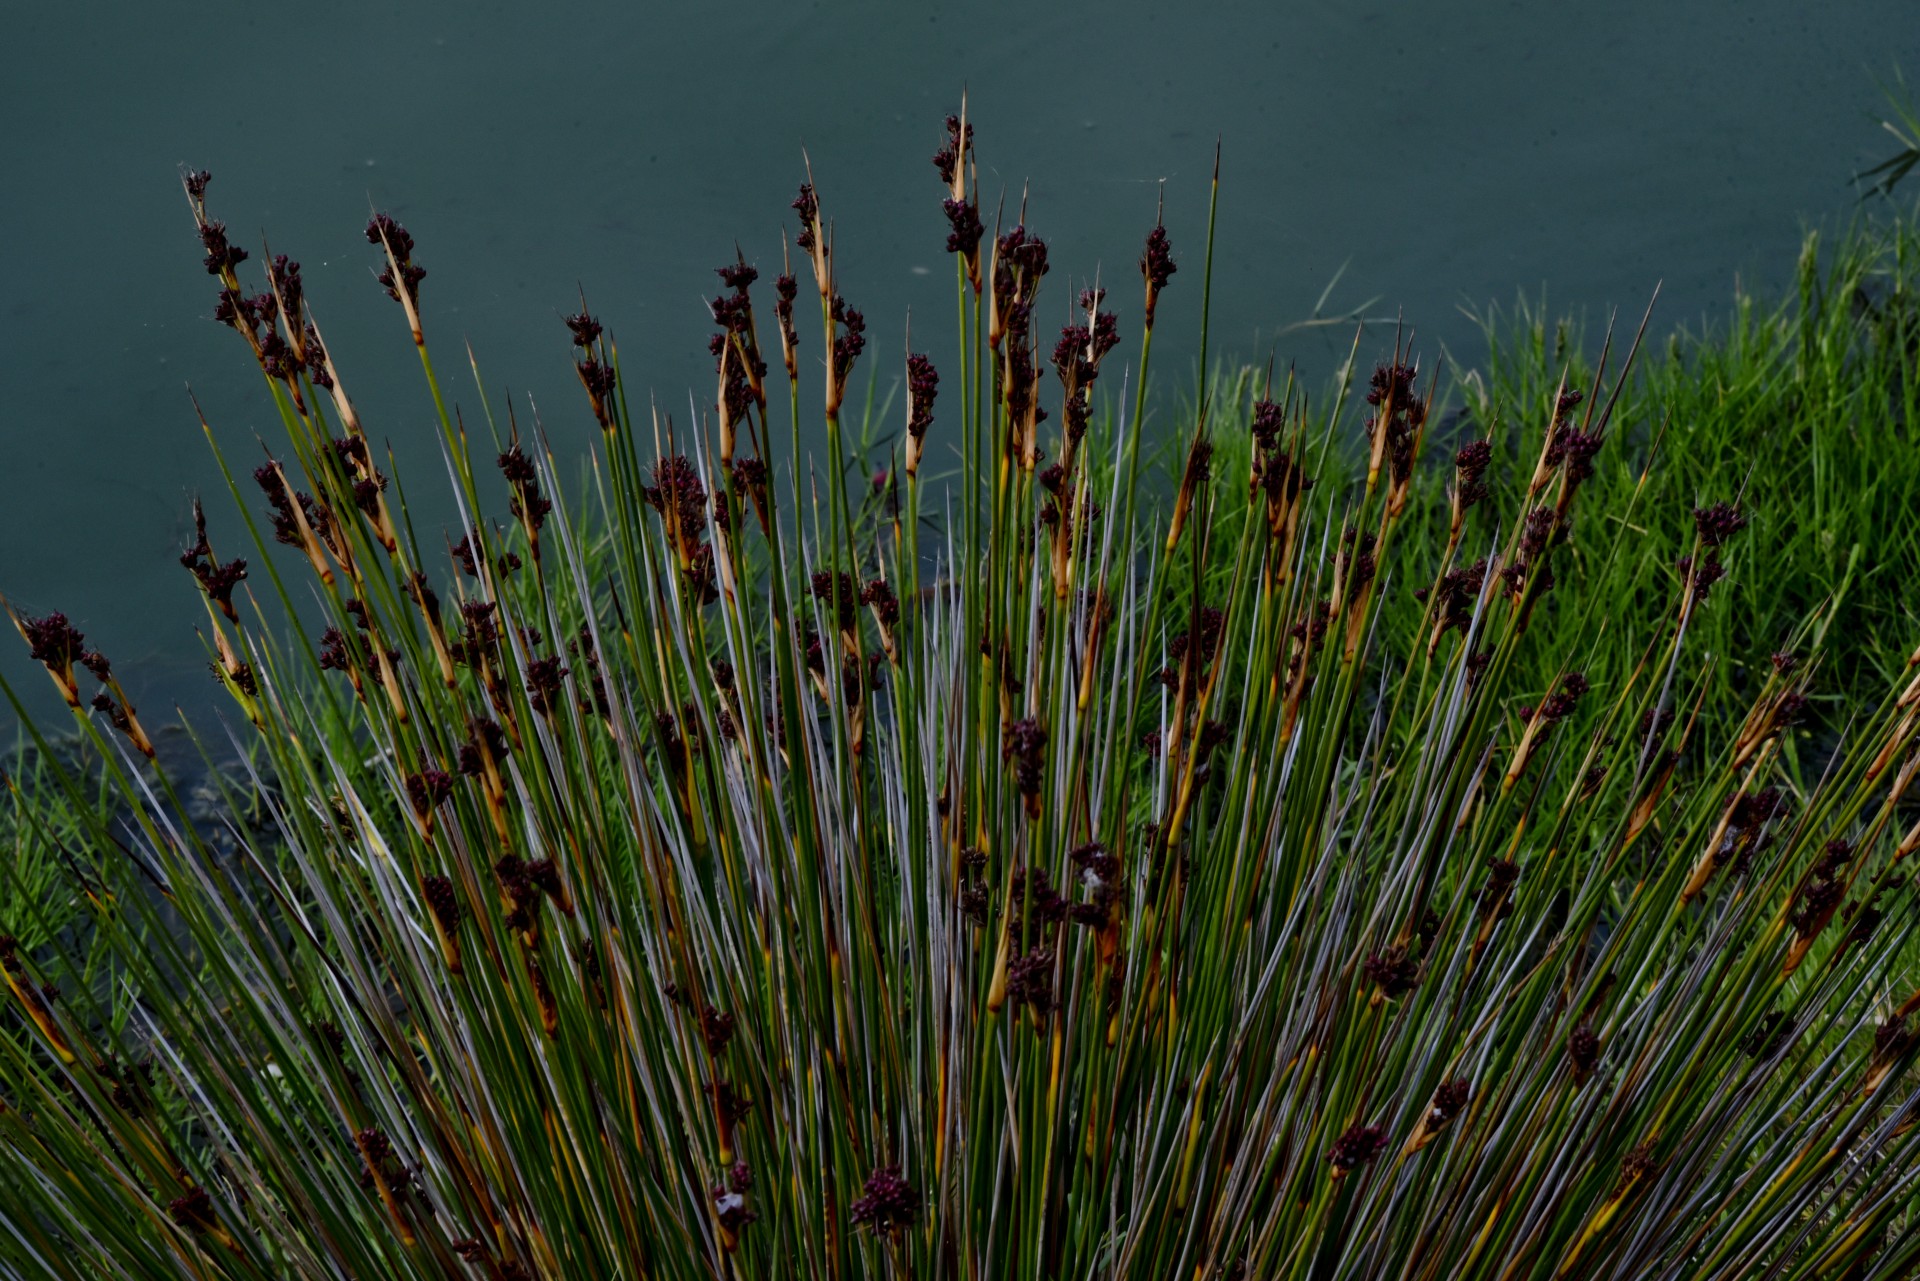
<box><xmin>1858</xmin><ymin>68</ymin><xmax>1920</xmax><ymax>199</ymax></box>
<box><xmin>3</xmin><ymin>119</ymin><xmax>1920</xmax><ymax>1280</ymax></box>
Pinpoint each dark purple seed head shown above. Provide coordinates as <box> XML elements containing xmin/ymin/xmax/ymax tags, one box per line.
<box><xmin>422</xmin><ymin>875</ymin><xmax>461</xmax><ymax>930</ymax></box>
<box><xmin>166</xmin><ymin>1186</ymin><xmax>215</xmax><ymax>1229</ymax></box>
<box><xmin>1693</xmin><ymin>502</ymin><xmax>1747</xmax><ymax>548</ymax></box>
<box><xmin>1454</xmin><ymin>438</ymin><xmax>1494</xmax><ymax>508</ymax></box>
<box><xmin>1366</xmin><ymin>362</ymin><xmax>1419</xmax><ymax>410</ymax></box>
<box><xmin>197</xmin><ymin>220</ymin><xmax>248</xmax><ymax>276</ymax></box>
<box><xmin>643</xmin><ymin>455</ymin><xmax>709</xmax><ymax>531</ymax></box>
<box><xmin>849</xmin><ymin>1164</ymin><xmax>919</xmax><ymax>1234</ymax></box>
<box><xmin>1363</xmin><ymin>946</ymin><xmax>1420</xmax><ymax>998</ymax></box>
<box><xmin>579</xmin><ymin>358</ymin><xmax>617</xmax><ymax>399</ymax></box>
<box><xmin>23</xmin><ymin>613</ymin><xmax>87</xmax><ymax>674</ymax></box>
<box><xmin>860</xmin><ymin>578</ymin><xmax>899</xmax><ymax>626</ymax></box>
<box><xmin>1568</xmin><ymin>1023</ymin><xmax>1601</xmax><ymax>1074</ymax></box>
<box><xmin>1521</xmin><ymin>507</ymin><xmax>1562</xmax><ymax>560</ymax></box>
<box><xmin>906</xmin><ymin>352</ymin><xmax>940</xmax><ymax>436</ymax></box>
<box><xmin>405</xmin><ymin>769</ymin><xmax>454</xmax><ymax>815</ymax></box>
<box><xmin>792</xmin><ymin>184</ymin><xmax>819</xmax><ymax>250</ymax></box>
<box><xmin>1326</xmin><ymin>1123</ymin><xmax>1388</xmax><ymax>1171</ymax></box>
<box><xmin>364</xmin><ymin>214</ymin><xmax>415</xmax><ymax>259</ymax></box>
<box><xmin>497</xmin><ymin>444</ymin><xmax>537</xmax><ymax>484</ymax></box>
<box><xmin>1003</xmin><ymin>716</ymin><xmax>1047</xmax><ymax>766</ymax></box>
<box><xmin>943</xmin><ymin>198</ymin><xmax>984</xmax><ymax>256</ymax></box>
<box><xmin>564</xmin><ymin>311</ymin><xmax>602</xmax><ymax>348</ymax></box>
<box><xmin>1250</xmin><ymin>398</ymin><xmax>1284</xmax><ymax>448</ymax></box>
<box><xmin>701</xmin><ymin>1004</ymin><xmax>736</xmax><ymax>1053</ymax></box>
<box><xmin>810</xmin><ymin>570</ymin><xmax>860</xmax><ymax>631</ymax></box>
<box><xmin>1874</xmin><ymin>1015</ymin><xmax>1914</xmax><ymax>1059</ymax></box>
<box><xmin>932</xmin><ymin>114</ymin><xmax>972</xmax><ymax>186</ymax></box>
<box><xmin>526</xmin><ymin>657</ymin><xmax>569</xmax><ymax>715</ymax></box>
<box><xmin>1141</xmin><ymin>224</ymin><xmax>1177</xmax><ymax>292</ymax></box>
<box><xmin>1677</xmin><ymin>554</ymin><xmax>1727</xmax><ymax>599</ymax></box>
<box><xmin>365</xmin><ymin>215</ymin><xmax>423</xmax><ymax>303</ymax></box>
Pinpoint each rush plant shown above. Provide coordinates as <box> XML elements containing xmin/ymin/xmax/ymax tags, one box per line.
<box><xmin>4</xmin><ymin>112</ymin><xmax>1920</xmax><ymax>1280</ymax></box>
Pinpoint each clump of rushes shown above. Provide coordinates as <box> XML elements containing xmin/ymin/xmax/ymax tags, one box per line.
<box><xmin>6</xmin><ymin>125</ymin><xmax>1920</xmax><ymax>1281</ymax></box>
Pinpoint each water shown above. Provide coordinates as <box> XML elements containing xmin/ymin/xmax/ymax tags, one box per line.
<box><xmin>2</xmin><ymin>0</ymin><xmax>1908</xmax><ymax>733</ymax></box>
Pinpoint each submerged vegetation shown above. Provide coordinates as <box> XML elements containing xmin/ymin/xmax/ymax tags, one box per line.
<box><xmin>2</xmin><ymin>112</ymin><xmax>1920</xmax><ymax>1279</ymax></box>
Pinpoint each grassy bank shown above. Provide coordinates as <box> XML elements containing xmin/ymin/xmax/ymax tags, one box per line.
<box><xmin>1453</xmin><ymin>215</ymin><xmax>1920</xmax><ymax>739</ymax></box>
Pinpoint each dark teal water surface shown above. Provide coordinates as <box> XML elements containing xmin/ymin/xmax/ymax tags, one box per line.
<box><xmin>2</xmin><ymin>0</ymin><xmax>1910</xmax><ymax>730</ymax></box>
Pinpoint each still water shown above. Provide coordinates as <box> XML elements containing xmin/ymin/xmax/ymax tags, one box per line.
<box><xmin>2</xmin><ymin>0</ymin><xmax>1910</xmax><ymax>731</ymax></box>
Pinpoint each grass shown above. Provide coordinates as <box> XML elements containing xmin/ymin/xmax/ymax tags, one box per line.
<box><xmin>1444</xmin><ymin>216</ymin><xmax>1920</xmax><ymax>741</ymax></box>
<box><xmin>2</xmin><ymin>116</ymin><xmax>1920</xmax><ymax>1279</ymax></box>
<box><xmin>0</xmin><ymin>743</ymin><xmax>109</xmax><ymax>957</ymax></box>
